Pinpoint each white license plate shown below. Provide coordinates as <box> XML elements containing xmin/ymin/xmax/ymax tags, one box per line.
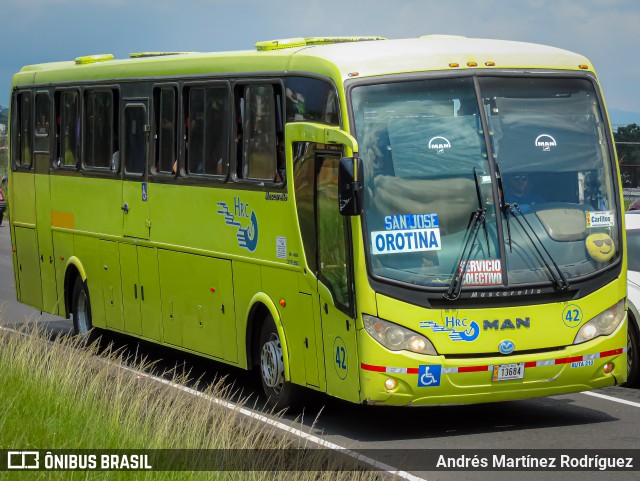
<box><xmin>492</xmin><ymin>362</ymin><xmax>525</xmax><ymax>382</ymax></box>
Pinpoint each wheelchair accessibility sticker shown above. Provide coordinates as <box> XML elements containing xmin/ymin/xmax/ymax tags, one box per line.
<box><xmin>418</xmin><ymin>365</ymin><xmax>442</xmax><ymax>387</ymax></box>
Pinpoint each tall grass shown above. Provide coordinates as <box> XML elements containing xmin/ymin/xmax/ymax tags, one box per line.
<box><xmin>0</xmin><ymin>326</ymin><xmax>382</xmax><ymax>481</ymax></box>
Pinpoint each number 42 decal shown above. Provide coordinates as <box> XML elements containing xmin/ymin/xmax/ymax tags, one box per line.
<box><xmin>562</xmin><ymin>304</ymin><xmax>583</xmax><ymax>328</ymax></box>
<box><xmin>336</xmin><ymin>346</ymin><xmax>346</xmax><ymax>369</ymax></box>
<box><xmin>333</xmin><ymin>337</ymin><xmax>348</xmax><ymax>380</ymax></box>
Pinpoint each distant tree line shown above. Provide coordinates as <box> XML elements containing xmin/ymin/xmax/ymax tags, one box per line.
<box><xmin>615</xmin><ymin>123</ymin><xmax>640</xmax><ymax>188</ymax></box>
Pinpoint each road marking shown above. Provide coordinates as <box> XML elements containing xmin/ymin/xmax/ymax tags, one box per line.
<box><xmin>0</xmin><ymin>326</ymin><xmax>427</xmax><ymax>481</ymax></box>
<box><xmin>581</xmin><ymin>390</ymin><xmax>640</xmax><ymax>408</ymax></box>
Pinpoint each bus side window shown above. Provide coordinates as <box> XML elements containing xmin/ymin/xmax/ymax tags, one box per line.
<box><xmin>155</xmin><ymin>87</ymin><xmax>177</xmax><ymax>175</ymax></box>
<box><xmin>56</xmin><ymin>90</ymin><xmax>80</xmax><ymax>168</ymax></box>
<box><xmin>12</xmin><ymin>92</ymin><xmax>32</xmax><ymax>169</ymax></box>
<box><xmin>236</xmin><ymin>83</ymin><xmax>280</xmax><ymax>181</ymax></box>
<box><xmin>83</xmin><ymin>90</ymin><xmax>114</xmax><ymax>170</ymax></box>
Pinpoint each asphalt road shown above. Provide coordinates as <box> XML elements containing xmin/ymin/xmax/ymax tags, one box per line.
<box><xmin>1</xmin><ymin>223</ymin><xmax>639</xmax><ymax>481</ymax></box>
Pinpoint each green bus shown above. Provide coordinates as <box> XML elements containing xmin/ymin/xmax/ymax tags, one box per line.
<box><xmin>8</xmin><ymin>35</ymin><xmax>630</xmax><ymax>409</ymax></box>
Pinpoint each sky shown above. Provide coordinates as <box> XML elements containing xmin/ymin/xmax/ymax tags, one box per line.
<box><xmin>1</xmin><ymin>0</ymin><xmax>639</xmax><ymax>126</ymax></box>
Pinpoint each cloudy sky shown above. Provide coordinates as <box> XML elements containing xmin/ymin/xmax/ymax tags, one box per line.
<box><xmin>2</xmin><ymin>0</ymin><xmax>639</xmax><ymax>124</ymax></box>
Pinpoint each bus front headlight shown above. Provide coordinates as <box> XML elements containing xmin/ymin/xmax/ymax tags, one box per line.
<box><xmin>573</xmin><ymin>300</ymin><xmax>625</xmax><ymax>344</ymax></box>
<box><xmin>363</xmin><ymin>314</ymin><xmax>437</xmax><ymax>355</ymax></box>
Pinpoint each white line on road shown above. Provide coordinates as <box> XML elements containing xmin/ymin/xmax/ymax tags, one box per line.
<box><xmin>581</xmin><ymin>390</ymin><xmax>640</xmax><ymax>408</ymax></box>
<box><xmin>0</xmin><ymin>326</ymin><xmax>427</xmax><ymax>481</ymax></box>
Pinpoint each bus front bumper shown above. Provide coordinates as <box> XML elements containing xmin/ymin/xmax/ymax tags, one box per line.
<box><xmin>358</xmin><ymin>319</ymin><xmax>627</xmax><ymax>406</ymax></box>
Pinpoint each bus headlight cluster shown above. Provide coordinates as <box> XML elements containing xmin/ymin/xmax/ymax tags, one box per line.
<box><xmin>363</xmin><ymin>314</ymin><xmax>437</xmax><ymax>355</ymax></box>
<box><xmin>573</xmin><ymin>300</ymin><xmax>625</xmax><ymax>344</ymax></box>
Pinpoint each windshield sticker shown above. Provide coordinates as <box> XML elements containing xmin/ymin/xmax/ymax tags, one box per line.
<box><xmin>586</xmin><ymin>211</ymin><xmax>615</xmax><ymax>228</ymax></box>
<box><xmin>371</xmin><ymin>229</ymin><xmax>441</xmax><ymax>254</ymax></box>
<box><xmin>372</xmin><ymin>213</ymin><xmax>441</xmax><ymax>255</ymax></box>
<box><xmin>481</xmin><ymin>175</ymin><xmax>492</xmax><ymax>184</ymax></box>
<box><xmin>420</xmin><ymin>318</ymin><xmax>480</xmax><ymax>342</ymax></box>
<box><xmin>534</xmin><ymin>134</ymin><xmax>557</xmax><ymax>152</ymax></box>
<box><xmin>585</xmin><ymin>233</ymin><xmax>615</xmax><ymax>262</ymax></box>
<box><xmin>459</xmin><ymin>259</ymin><xmax>502</xmax><ymax>286</ymax></box>
<box><xmin>217</xmin><ymin>197</ymin><xmax>259</xmax><ymax>252</ymax></box>
<box><xmin>384</xmin><ymin>213</ymin><xmax>439</xmax><ymax>230</ymax></box>
<box><xmin>428</xmin><ymin>136</ymin><xmax>451</xmax><ymax>154</ymax></box>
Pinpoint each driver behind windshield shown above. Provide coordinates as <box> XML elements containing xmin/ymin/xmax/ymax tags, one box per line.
<box><xmin>504</xmin><ymin>173</ymin><xmax>544</xmax><ymax>211</ymax></box>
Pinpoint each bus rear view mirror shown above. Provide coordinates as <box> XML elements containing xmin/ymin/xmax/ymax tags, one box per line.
<box><xmin>338</xmin><ymin>156</ymin><xmax>363</xmax><ymax>216</ymax></box>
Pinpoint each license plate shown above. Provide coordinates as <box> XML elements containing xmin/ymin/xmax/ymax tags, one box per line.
<box><xmin>492</xmin><ymin>362</ymin><xmax>525</xmax><ymax>382</ymax></box>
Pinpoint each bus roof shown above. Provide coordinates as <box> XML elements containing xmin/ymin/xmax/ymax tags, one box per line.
<box><xmin>12</xmin><ymin>36</ymin><xmax>593</xmax><ymax>89</ymax></box>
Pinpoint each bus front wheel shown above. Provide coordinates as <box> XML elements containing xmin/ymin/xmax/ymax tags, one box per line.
<box><xmin>72</xmin><ymin>277</ymin><xmax>93</xmax><ymax>335</ymax></box>
<box><xmin>258</xmin><ymin>316</ymin><xmax>303</xmax><ymax>412</ymax></box>
<box><xmin>625</xmin><ymin>317</ymin><xmax>640</xmax><ymax>387</ymax></box>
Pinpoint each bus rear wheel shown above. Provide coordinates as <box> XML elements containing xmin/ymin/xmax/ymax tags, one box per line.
<box><xmin>72</xmin><ymin>277</ymin><xmax>93</xmax><ymax>335</ymax></box>
<box><xmin>258</xmin><ymin>316</ymin><xmax>303</xmax><ymax>412</ymax></box>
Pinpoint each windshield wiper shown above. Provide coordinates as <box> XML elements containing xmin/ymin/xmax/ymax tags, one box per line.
<box><xmin>444</xmin><ymin>207</ymin><xmax>486</xmax><ymax>301</ymax></box>
<box><xmin>506</xmin><ymin>203</ymin><xmax>570</xmax><ymax>291</ymax></box>
<box><xmin>473</xmin><ymin>167</ymin><xmax>491</xmax><ymax>257</ymax></box>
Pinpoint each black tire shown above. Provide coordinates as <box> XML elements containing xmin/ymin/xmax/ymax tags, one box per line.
<box><xmin>0</xmin><ymin>214</ymin><xmax>3</xmax><ymax>226</ymax></box>
<box><xmin>71</xmin><ymin>277</ymin><xmax>93</xmax><ymax>335</ymax></box>
<box><xmin>258</xmin><ymin>316</ymin><xmax>304</xmax><ymax>413</ymax></box>
<box><xmin>624</xmin><ymin>316</ymin><xmax>640</xmax><ymax>387</ymax></box>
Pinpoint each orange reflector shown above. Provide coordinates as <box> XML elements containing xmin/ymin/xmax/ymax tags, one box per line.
<box><xmin>467</xmin><ymin>62</ymin><xmax>478</xmax><ymax>67</ymax></box>
<box><xmin>485</xmin><ymin>61</ymin><xmax>496</xmax><ymax>67</ymax></box>
<box><xmin>449</xmin><ymin>63</ymin><xmax>459</xmax><ymax>68</ymax></box>
<box><xmin>59</xmin><ymin>256</ymin><xmax>65</xmax><ymax>260</ymax></box>
<box><xmin>279</xmin><ymin>299</ymin><xmax>286</xmax><ymax>307</ymax></box>
<box><xmin>579</xmin><ymin>64</ymin><xmax>589</xmax><ymax>70</ymax></box>
<box><xmin>348</xmin><ymin>72</ymin><xmax>360</xmax><ymax>77</ymax></box>
<box><xmin>603</xmin><ymin>362</ymin><xmax>614</xmax><ymax>374</ymax></box>
<box><xmin>210</xmin><ymin>287</ymin><xmax>216</xmax><ymax>293</ymax></box>
<box><xmin>12</xmin><ymin>248</ymin><xmax>16</xmax><ymax>253</ymax></box>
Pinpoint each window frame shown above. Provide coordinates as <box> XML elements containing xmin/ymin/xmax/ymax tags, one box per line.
<box><xmin>232</xmin><ymin>79</ymin><xmax>286</xmax><ymax>189</ymax></box>
<box><xmin>82</xmin><ymin>88</ymin><xmax>116</xmax><ymax>172</ymax></box>
<box><xmin>55</xmin><ymin>87</ymin><xmax>82</xmax><ymax>171</ymax></box>
<box><xmin>11</xmin><ymin>89</ymin><xmax>33</xmax><ymax>171</ymax></box>
<box><xmin>182</xmin><ymin>80</ymin><xmax>231</xmax><ymax>181</ymax></box>
<box><xmin>152</xmin><ymin>83</ymin><xmax>180</xmax><ymax>178</ymax></box>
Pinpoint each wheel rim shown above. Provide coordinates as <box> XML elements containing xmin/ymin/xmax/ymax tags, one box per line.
<box><xmin>260</xmin><ymin>333</ymin><xmax>284</xmax><ymax>394</ymax></box>
<box><xmin>76</xmin><ymin>288</ymin><xmax>90</xmax><ymax>334</ymax></box>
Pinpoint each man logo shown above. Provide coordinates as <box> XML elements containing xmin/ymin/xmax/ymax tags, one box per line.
<box><xmin>428</xmin><ymin>136</ymin><xmax>451</xmax><ymax>154</ymax></box>
<box><xmin>498</xmin><ymin>340</ymin><xmax>515</xmax><ymax>355</ymax></box>
<box><xmin>534</xmin><ymin>134</ymin><xmax>557</xmax><ymax>152</ymax></box>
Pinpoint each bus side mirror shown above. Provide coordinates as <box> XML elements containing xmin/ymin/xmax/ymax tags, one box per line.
<box><xmin>338</xmin><ymin>156</ymin><xmax>363</xmax><ymax>216</ymax></box>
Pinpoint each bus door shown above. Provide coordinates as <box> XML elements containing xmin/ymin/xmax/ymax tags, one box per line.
<box><xmin>119</xmin><ymin>100</ymin><xmax>162</xmax><ymax>341</ymax></box>
<box><xmin>122</xmin><ymin>100</ymin><xmax>150</xmax><ymax>240</ymax></box>
<box><xmin>287</xmin><ymin>123</ymin><xmax>360</xmax><ymax>403</ymax></box>
<box><xmin>33</xmin><ymin>91</ymin><xmax>58</xmax><ymax>314</ymax></box>
<box><xmin>11</xmin><ymin>90</ymin><xmax>42</xmax><ymax>310</ymax></box>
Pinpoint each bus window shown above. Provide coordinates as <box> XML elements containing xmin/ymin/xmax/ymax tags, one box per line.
<box><xmin>57</xmin><ymin>90</ymin><xmax>80</xmax><ymax>168</ymax></box>
<box><xmin>84</xmin><ymin>90</ymin><xmax>114</xmax><ymax>169</ymax></box>
<box><xmin>13</xmin><ymin>92</ymin><xmax>32</xmax><ymax>168</ymax></box>
<box><xmin>35</xmin><ymin>93</ymin><xmax>50</xmax><ymax>137</ymax></box>
<box><xmin>124</xmin><ymin>106</ymin><xmax>146</xmax><ymax>175</ymax></box>
<box><xmin>155</xmin><ymin>87</ymin><xmax>177</xmax><ymax>174</ymax></box>
<box><xmin>284</xmin><ymin>77</ymin><xmax>340</xmax><ymax>125</ymax></box>
<box><xmin>237</xmin><ymin>84</ymin><xmax>280</xmax><ymax>181</ymax></box>
<box><xmin>185</xmin><ymin>85</ymin><xmax>228</xmax><ymax>176</ymax></box>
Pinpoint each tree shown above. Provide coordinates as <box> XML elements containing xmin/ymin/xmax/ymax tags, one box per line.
<box><xmin>614</xmin><ymin>123</ymin><xmax>640</xmax><ymax>188</ymax></box>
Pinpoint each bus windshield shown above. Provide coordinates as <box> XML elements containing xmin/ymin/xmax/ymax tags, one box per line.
<box><xmin>351</xmin><ymin>76</ymin><xmax>619</xmax><ymax>290</ymax></box>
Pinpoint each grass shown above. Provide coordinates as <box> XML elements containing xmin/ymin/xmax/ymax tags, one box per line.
<box><xmin>0</xmin><ymin>325</ymin><xmax>383</xmax><ymax>481</ymax></box>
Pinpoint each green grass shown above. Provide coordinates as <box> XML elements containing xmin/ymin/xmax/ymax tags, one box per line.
<box><xmin>0</xmin><ymin>326</ymin><xmax>381</xmax><ymax>480</ymax></box>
